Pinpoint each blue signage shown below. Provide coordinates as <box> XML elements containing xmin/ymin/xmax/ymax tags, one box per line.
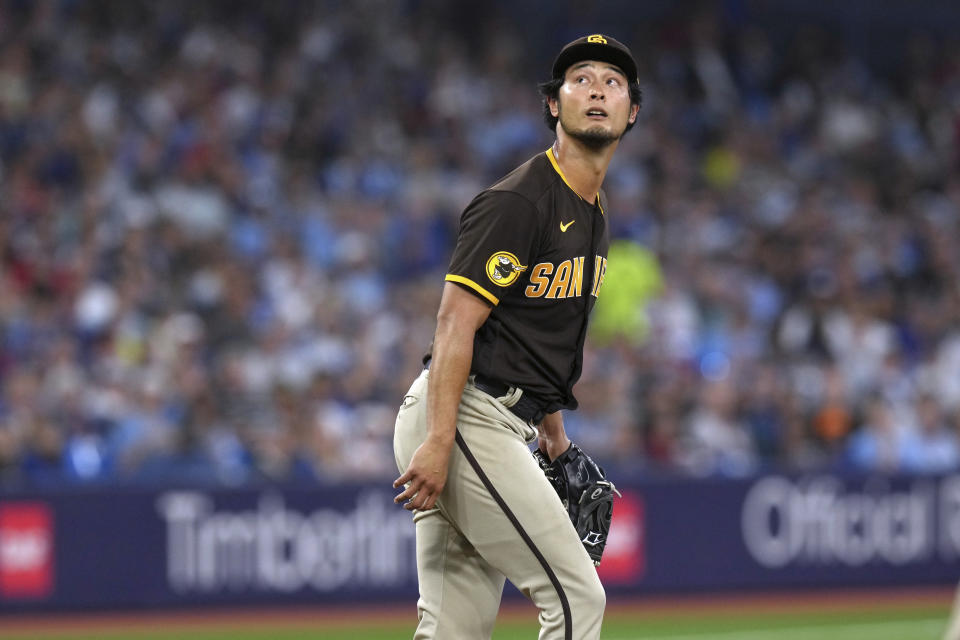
<box><xmin>1</xmin><ymin>472</ymin><xmax>958</xmax><ymax>612</ymax></box>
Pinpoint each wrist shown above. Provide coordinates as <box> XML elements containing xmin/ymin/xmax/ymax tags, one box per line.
<box><xmin>538</xmin><ymin>433</ymin><xmax>571</xmax><ymax>461</ymax></box>
<box><xmin>425</xmin><ymin>431</ymin><xmax>456</xmax><ymax>449</ymax></box>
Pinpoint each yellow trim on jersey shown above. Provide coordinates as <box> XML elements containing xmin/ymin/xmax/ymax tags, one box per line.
<box><xmin>545</xmin><ymin>148</ymin><xmax>604</xmax><ymax>214</ymax></box>
<box><xmin>445</xmin><ymin>274</ymin><xmax>500</xmax><ymax>305</ymax></box>
<box><xmin>546</xmin><ymin>147</ymin><xmax>579</xmax><ymax>197</ymax></box>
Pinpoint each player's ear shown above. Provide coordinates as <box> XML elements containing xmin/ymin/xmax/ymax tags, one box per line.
<box><xmin>628</xmin><ymin>102</ymin><xmax>639</xmax><ymax>124</ymax></box>
<box><xmin>548</xmin><ymin>96</ymin><xmax>560</xmax><ymax>118</ymax></box>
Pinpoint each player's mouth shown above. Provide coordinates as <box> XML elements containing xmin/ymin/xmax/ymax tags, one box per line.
<box><xmin>585</xmin><ymin>108</ymin><xmax>608</xmax><ymax>120</ymax></box>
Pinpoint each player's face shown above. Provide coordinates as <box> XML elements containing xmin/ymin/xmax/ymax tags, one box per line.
<box><xmin>552</xmin><ymin>61</ymin><xmax>638</xmax><ymax>149</ymax></box>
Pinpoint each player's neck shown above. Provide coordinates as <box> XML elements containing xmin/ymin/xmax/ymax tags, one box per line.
<box><xmin>551</xmin><ymin>134</ymin><xmax>617</xmax><ymax>204</ymax></box>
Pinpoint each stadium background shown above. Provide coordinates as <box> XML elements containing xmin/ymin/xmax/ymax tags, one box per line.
<box><xmin>1</xmin><ymin>0</ymin><xmax>960</xmax><ymax>637</ymax></box>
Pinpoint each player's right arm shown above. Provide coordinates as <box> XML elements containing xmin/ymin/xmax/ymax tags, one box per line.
<box><xmin>393</xmin><ymin>282</ymin><xmax>491</xmax><ymax>511</ymax></box>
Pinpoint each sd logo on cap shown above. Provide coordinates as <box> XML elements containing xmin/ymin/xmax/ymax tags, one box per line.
<box><xmin>551</xmin><ymin>34</ymin><xmax>639</xmax><ymax>85</ymax></box>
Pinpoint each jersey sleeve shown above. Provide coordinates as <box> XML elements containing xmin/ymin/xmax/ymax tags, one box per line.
<box><xmin>445</xmin><ymin>190</ymin><xmax>540</xmax><ymax>305</ymax></box>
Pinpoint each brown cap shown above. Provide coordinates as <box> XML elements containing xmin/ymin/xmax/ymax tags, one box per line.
<box><xmin>552</xmin><ymin>34</ymin><xmax>638</xmax><ymax>85</ymax></box>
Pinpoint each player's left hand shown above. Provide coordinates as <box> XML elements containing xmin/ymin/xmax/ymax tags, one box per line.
<box><xmin>533</xmin><ymin>442</ymin><xmax>620</xmax><ymax>565</ymax></box>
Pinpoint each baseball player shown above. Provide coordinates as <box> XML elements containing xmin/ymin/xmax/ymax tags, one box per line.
<box><xmin>393</xmin><ymin>34</ymin><xmax>641</xmax><ymax>640</ymax></box>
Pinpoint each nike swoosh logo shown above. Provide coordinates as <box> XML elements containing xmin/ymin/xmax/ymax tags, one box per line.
<box><xmin>560</xmin><ymin>220</ymin><xmax>575</xmax><ymax>232</ymax></box>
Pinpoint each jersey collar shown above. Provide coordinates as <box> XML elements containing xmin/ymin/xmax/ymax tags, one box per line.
<box><xmin>545</xmin><ymin>147</ymin><xmax>604</xmax><ymax>215</ymax></box>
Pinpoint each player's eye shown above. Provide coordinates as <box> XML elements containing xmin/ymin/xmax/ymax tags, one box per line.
<box><xmin>576</xmin><ymin>76</ymin><xmax>587</xmax><ymax>83</ymax></box>
<box><xmin>606</xmin><ymin>77</ymin><xmax>620</xmax><ymax>86</ymax></box>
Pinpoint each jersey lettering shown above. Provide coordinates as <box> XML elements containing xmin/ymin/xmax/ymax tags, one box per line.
<box><xmin>591</xmin><ymin>256</ymin><xmax>607</xmax><ymax>297</ymax></box>
<box><xmin>525</xmin><ymin>263</ymin><xmax>553</xmax><ymax>297</ymax></box>
<box><xmin>524</xmin><ymin>256</ymin><xmax>596</xmax><ymax>299</ymax></box>
<box><xmin>546</xmin><ymin>260</ymin><xmax>572</xmax><ymax>299</ymax></box>
<box><xmin>571</xmin><ymin>256</ymin><xmax>584</xmax><ymax>298</ymax></box>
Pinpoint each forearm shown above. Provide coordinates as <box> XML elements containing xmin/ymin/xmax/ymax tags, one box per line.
<box><xmin>393</xmin><ymin>283</ymin><xmax>491</xmax><ymax>512</ymax></box>
<box><xmin>425</xmin><ymin>317</ymin><xmax>475</xmax><ymax>448</ymax></box>
<box><xmin>393</xmin><ymin>283</ymin><xmax>490</xmax><ymax>512</ymax></box>
<box><xmin>538</xmin><ymin>411</ymin><xmax>571</xmax><ymax>461</ymax></box>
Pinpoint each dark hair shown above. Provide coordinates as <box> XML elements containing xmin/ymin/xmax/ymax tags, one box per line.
<box><xmin>537</xmin><ymin>77</ymin><xmax>643</xmax><ymax>133</ymax></box>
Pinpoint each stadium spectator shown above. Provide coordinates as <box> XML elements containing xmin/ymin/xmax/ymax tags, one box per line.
<box><xmin>0</xmin><ymin>1</ymin><xmax>958</xmax><ymax>484</ymax></box>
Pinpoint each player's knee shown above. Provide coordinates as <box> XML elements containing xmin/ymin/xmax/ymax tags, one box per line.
<box><xmin>571</xmin><ymin>574</ymin><xmax>605</xmax><ymax>618</ymax></box>
<box><xmin>585</xmin><ymin>579</ymin><xmax>606</xmax><ymax>612</ymax></box>
<box><xmin>565</xmin><ymin>578</ymin><xmax>605</xmax><ymax>640</ymax></box>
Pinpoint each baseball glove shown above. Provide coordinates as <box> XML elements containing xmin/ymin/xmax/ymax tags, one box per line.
<box><xmin>533</xmin><ymin>443</ymin><xmax>620</xmax><ymax>566</ymax></box>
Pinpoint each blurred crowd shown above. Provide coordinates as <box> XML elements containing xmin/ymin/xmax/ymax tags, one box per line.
<box><xmin>1</xmin><ymin>0</ymin><xmax>959</xmax><ymax>485</ymax></box>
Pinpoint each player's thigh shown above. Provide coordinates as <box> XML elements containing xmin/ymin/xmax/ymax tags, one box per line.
<box><xmin>445</xmin><ymin>415</ymin><xmax>599</xmax><ymax>600</ymax></box>
<box><xmin>414</xmin><ymin>509</ymin><xmax>505</xmax><ymax>639</ymax></box>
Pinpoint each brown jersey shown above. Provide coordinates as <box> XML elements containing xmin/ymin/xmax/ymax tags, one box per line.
<box><xmin>439</xmin><ymin>148</ymin><xmax>610</xmax><ymax>413</ymax></box>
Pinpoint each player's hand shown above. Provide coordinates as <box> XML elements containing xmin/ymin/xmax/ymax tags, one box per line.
<box><xmin>393</xmin><ymin>438</ymin><xmax>452</xmax><ymax>511</ymax></box>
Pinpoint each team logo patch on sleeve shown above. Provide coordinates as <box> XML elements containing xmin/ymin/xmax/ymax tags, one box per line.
<box><xmin>485</xmin><ymin>251</ymin><xmax>527</xmax><ymax>287</ymax></box>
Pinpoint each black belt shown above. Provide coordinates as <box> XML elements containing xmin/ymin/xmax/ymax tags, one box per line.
<box><xmin>423</xmin><ymin>359</ymin><xmax>546</xmax><ymax>424</ymax></box>
<box><xmin>471</xmin><ymin>373</ymin><xmax>546</xmax><ymax>425</ymax></box>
